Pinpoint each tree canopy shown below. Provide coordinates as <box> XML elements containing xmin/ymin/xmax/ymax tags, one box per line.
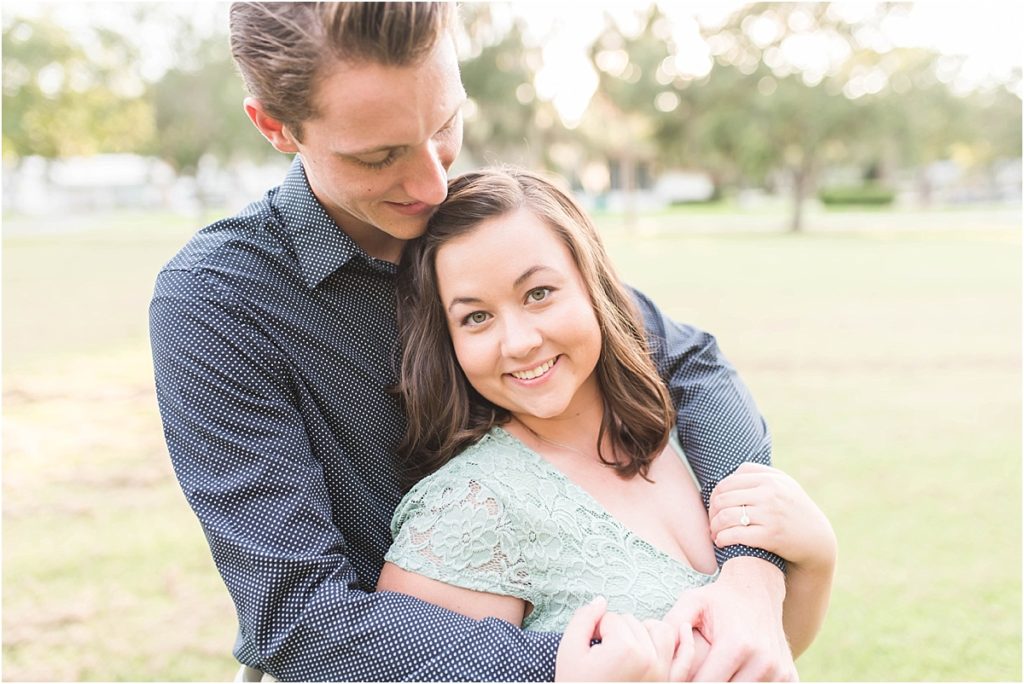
<box><xmin>3</xmin><ymin>1</ymin><xmax>1020</xmax><ymax>225</ymax></box>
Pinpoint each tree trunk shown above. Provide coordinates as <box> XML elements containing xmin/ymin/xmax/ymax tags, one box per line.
<box><xmin>789</xmin><ymin>154</ymin><xmax>816</xmax><ymax>234</ymax></box>
<box><xmin>790</xmin><ymin>166</ymin><xmax>806</xmax><ymax>233</ymax></box>
<box><xmin>622</xmin><ymin>152</ymin><xmax>637</xmax><ymax>233</ymax></box>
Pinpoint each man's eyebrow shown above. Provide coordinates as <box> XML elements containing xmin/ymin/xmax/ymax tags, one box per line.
<box><xmin>339</xmin><ymin>102</ymin><xmax>467</xmax><ymax>158</ymax></box>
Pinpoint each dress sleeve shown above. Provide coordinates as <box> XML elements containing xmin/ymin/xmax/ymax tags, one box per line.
<box><xmin>629</xmin><ymin>285</ymin><xmax>786</xmax><ymax>572</ymax></box>
<box><xmin>387</xmin><ymin>465</ymin><xmax>534</xmax><ymax>603</ymax></box>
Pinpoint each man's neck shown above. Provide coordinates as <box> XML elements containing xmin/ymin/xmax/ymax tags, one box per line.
<box><xmin>330</xmin><ymin>213</ymin><xmax>405</xmax><ymax>264</ymax></box>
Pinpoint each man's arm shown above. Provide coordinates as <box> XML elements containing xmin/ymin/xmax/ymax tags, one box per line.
<box><xmin>630</xmin><ymin>286</ymin><xmax>785</xmax><ymax>572</ymax></box>
<box><xmin>150</xmin><ymin>270</ymin><xmax>559</xmax><ymax>681</ymax></box>
<box><xmin>631</xmin><ymin>286</ymin><xmax>796</xmax><ymax>680</ymax></box>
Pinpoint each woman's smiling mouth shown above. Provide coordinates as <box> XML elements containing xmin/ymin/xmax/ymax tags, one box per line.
<box><xmin>508</xmin><ymin>356</ymin><xmax>559</xmax><ymax>381</ymax></box>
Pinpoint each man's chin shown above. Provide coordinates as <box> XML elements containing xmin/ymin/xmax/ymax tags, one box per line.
<box><xmin>382</xmin><ymin>217</ymin><xmax>431</xmax><ymax>242</ymax></box>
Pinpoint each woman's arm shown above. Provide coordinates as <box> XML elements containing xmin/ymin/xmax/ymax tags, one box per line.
<box><xmin>707</xmin><ymin>463</ymin><xmax>838</xmax><ymax>657</ymax></box>
<box><xmin>778</xmin><ymin>558</ymin><xmax>835</xmax><ymax>657</ymax></box>
<box><xmin>377</xmin><ymin>561</ymin><xmax>528</xmax><ymax>625</ymax></box>
<box><xmin>378</xmin><ymin>563</ymin><xmax>685</xmax><ymax>681</ymax></box>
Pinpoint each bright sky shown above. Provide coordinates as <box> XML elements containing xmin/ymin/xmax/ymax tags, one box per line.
<box><xmin>9</xmin><ymin>1</ymin><xmax>1023</xmax><ymax>126</ymax></box>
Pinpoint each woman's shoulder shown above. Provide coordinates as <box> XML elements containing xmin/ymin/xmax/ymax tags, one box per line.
<box><xmin>415</xmin><ymin>426</ymin><xmax>531</xmax><ymax>487</ymax></box>
<box><xmin>393</xmin><ymin>427</ymin><xmax>536</xmax><ymax>524</ymax></box>
<box><xmin>386</xmin><ymin>428</ymin><xmax>543</xmax><ymax>601</ymax></box>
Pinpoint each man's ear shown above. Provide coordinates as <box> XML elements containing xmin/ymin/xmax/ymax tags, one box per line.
<box><xmin>244</xmin><ymin>97</ymin><xmax>300</xmax><ymax>154</ymax></box>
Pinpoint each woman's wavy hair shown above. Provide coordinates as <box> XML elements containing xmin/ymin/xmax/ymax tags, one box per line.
<box><xmin>395</xmin><ymin>167</ymin><xmax>673</xmax><ymax>490</ymax></box>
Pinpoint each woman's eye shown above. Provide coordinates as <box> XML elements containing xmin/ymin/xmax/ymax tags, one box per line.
<box><xmin>464</xmin><ymin>311</ymin><xmax>491</xmax><ymax>326</ymax></box>
<box><xmin>527</xmin><ymin>287</ymin><xmax>551</xmax><ymax>302</ymax></box>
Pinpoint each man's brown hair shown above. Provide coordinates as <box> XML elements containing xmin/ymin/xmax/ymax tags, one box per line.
<box><xmin>229</xmin><ymin>2</ymin><xmax>453</xmax><ymax>141</ymax></box>
<box><xmin>395</xmin><ymin>167</ymin><xmax>675</xmax><ymax>490</ymax></box>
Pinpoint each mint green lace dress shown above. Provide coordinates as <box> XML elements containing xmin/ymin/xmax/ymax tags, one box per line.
<box><xmin>386</xmin><ymin>426</ymin><xmax>719</xmax><ymax>632</ymax></box>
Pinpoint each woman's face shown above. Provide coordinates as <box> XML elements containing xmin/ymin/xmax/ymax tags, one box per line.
<box><xmin>434</xmin><ymin>207</ymin><xmax>603</xmax><ymax>424</ymax></box>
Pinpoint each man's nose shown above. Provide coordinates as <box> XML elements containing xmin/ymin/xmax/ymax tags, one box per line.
<box><xmin>403</xmin><ymin>139</ymin><xmax>449</xmax><ymax>206</ymax></box>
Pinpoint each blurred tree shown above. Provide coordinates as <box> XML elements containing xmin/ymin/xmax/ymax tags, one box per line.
<box><xmin>147</xmin><ymin>14</ymin><xmax>274</xmax><ymax>181</ymax></box>
<box><xmin>457</xmin><ymin>5</ymin><xmax>561</xmax><ymax>169</ymax></box>
<box><xmin>949</xmin><ymin>83</ymin><xmax>1023</xmax><ymax>181</ymax></box>
<box><xmin>685</xmin><ymin>2</ymin><xmax>1020</xmax><ymax>229</ymax></box>
<box><xmin>656</xmin><ymin>62</ymin><xmax>775</xmax><ymax>197</ymax></box>
<box><xmin>686</xmin><ymin>60</ymin><xmax>878</xmax><ymax>231</ymax></box>
<box><xmin>3</xmin><ymin>4</ymin><xmax>272</xmax><ymax>190</ymax></box>
<box><xmin>578</xmin><ymin>4</ymin><xmax>888</xmax><ymax>230</ymax></box>
<box><xmin>582</xmin><ymin>6</ymin><xmax>672</xmax><ymax>226</ymax></box>
<box><xmin>5</xmin><ymin>1</ymin><xmax>1019</xmax><ymax>221</ymax></box>
<box><xmin>852</xmin><ymin>49</ymin><xmax>972</xmax><ymax>204</ymax></box>
<box><xmin>2</xmin><ymin>13</ymin><xmax>154</xmax><ymax>162</ymax></box>
<box><xmin>678</xmin><ymin>3</ymin><xmax>893</xmax><ymax>231</ymax></box>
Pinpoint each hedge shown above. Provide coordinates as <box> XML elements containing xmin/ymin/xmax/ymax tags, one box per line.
<box><xmin>818</xmin><ymin>184</ymin><xmax>896</xmax><ymax>206</ymax></box>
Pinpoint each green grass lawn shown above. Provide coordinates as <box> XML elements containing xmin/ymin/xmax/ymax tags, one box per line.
<box><xmin>3</xmin><ymin>207</ymin><xmax>1020</xmax><ymax>680</ymax></box>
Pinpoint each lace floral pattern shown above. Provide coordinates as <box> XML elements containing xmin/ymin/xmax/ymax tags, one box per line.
<box><xmin>387</xmin><ymin>427</ymin><xmax>718</xmax><ymax>632</ymax></box>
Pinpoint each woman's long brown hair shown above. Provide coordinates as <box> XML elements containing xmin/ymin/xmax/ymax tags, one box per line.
<box><xmin>395</xmin><ymin>167</ymin><xmax>674</xmax><ymax>490</ymax></box>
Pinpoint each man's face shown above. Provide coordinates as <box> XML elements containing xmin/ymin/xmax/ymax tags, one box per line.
<box><xmin>288</xmin><ymin>36</ymin><xmax>466</xmax><ymax>261</ymax></box>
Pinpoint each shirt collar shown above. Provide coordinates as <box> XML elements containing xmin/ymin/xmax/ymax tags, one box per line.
<box><xmin>274</xmin><ymin>156</ymin><xmax>375</xmax><ymax>289</ymax></box>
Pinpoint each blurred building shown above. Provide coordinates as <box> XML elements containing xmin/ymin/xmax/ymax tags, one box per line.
<box><xmin>3</xmin><ymin>154</ymin><xmax>291</xmax><ymax>218</ymax></box>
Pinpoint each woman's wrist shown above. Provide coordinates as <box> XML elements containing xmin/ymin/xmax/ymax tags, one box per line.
<box><xmin>787</xmin><ymin>534</ymin><xmax>837</xmax><ymax>577</ymax></box>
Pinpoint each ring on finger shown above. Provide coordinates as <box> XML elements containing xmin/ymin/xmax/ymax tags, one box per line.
<box><xmin>740</xmin><ymin>504</ymin><xmax>751</xmax><ymax>527</ymax></box>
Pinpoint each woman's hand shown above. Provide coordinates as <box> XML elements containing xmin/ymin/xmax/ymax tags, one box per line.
<box><xmin>556</xmin><ymin>597</ymin><xmax>687</xmax><ymax>681</ymax></box>
<box><xmin>709</xmin><ymin>463</ymin><xmax>836</xmax><ymax>572</ymax></box>
<box><xmin>709</xmin><ymin>463</ymin><xmax>837</xmax><ymax>658</ymax></box>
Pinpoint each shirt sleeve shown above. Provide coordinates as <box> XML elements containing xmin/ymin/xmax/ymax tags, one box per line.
<box><xmin>150</xmin><ymin>268</ymin><xmax>560</xmax><ymax>682</ymax></box>
<box><xmin>386</xmin><ymin>467</ymin><xmax>534</xmax><ymax>603</ymax></box>
<box><xmin>629</xmin><ymin>285</ymin><xmax>786</xmax><ymax>572</ymax></box>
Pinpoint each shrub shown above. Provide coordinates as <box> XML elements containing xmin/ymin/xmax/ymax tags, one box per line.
<box><xmin>818</xmin><ymin>184</ymin><xmax>896</xmax><ymax>206</ymax></box>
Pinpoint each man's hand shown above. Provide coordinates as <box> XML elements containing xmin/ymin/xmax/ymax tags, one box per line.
<box><xmin>663</xmin><ymin>557</ymin><xmax>797</xmax><ymax>681</ymax></box>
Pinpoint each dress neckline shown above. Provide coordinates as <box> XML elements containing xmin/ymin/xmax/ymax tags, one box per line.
<box><xmin>490</xmin><ymin>426</ymin><xmax>719</xmax><ymax>581</ymax></box>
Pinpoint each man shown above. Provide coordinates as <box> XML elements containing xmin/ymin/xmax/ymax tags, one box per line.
<box><xmin>150</xmin><ymin>3</ymin><xmax>794</xmax><ymax>680</ymax></box>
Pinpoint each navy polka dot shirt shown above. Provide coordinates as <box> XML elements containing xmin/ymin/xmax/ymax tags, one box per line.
<box><xmin>150</xmin><ymin>157</ymin><xmax>782</xmax><ymax>681</ymax></box>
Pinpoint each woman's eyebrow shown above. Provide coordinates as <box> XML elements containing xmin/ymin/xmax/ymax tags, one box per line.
<box><xmin>513</xmin><ymin>265</ymin><xmax>553</xmax><ymax>288</ymax></box>
<box><xmin>445</xmin><ymin>265</ymin><xmax>556</xmax><ymax>312</ymax></box>
<box><xmin>447</xmin><ymin>296</ymin><xmax>482</xmax><ymax>313</ymax></box>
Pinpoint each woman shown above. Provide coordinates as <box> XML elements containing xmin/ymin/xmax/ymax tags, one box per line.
<box><xmin>377</xmin><ymin>168</ymin><xmax>836</xmax><ymax>679</ymax></box>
